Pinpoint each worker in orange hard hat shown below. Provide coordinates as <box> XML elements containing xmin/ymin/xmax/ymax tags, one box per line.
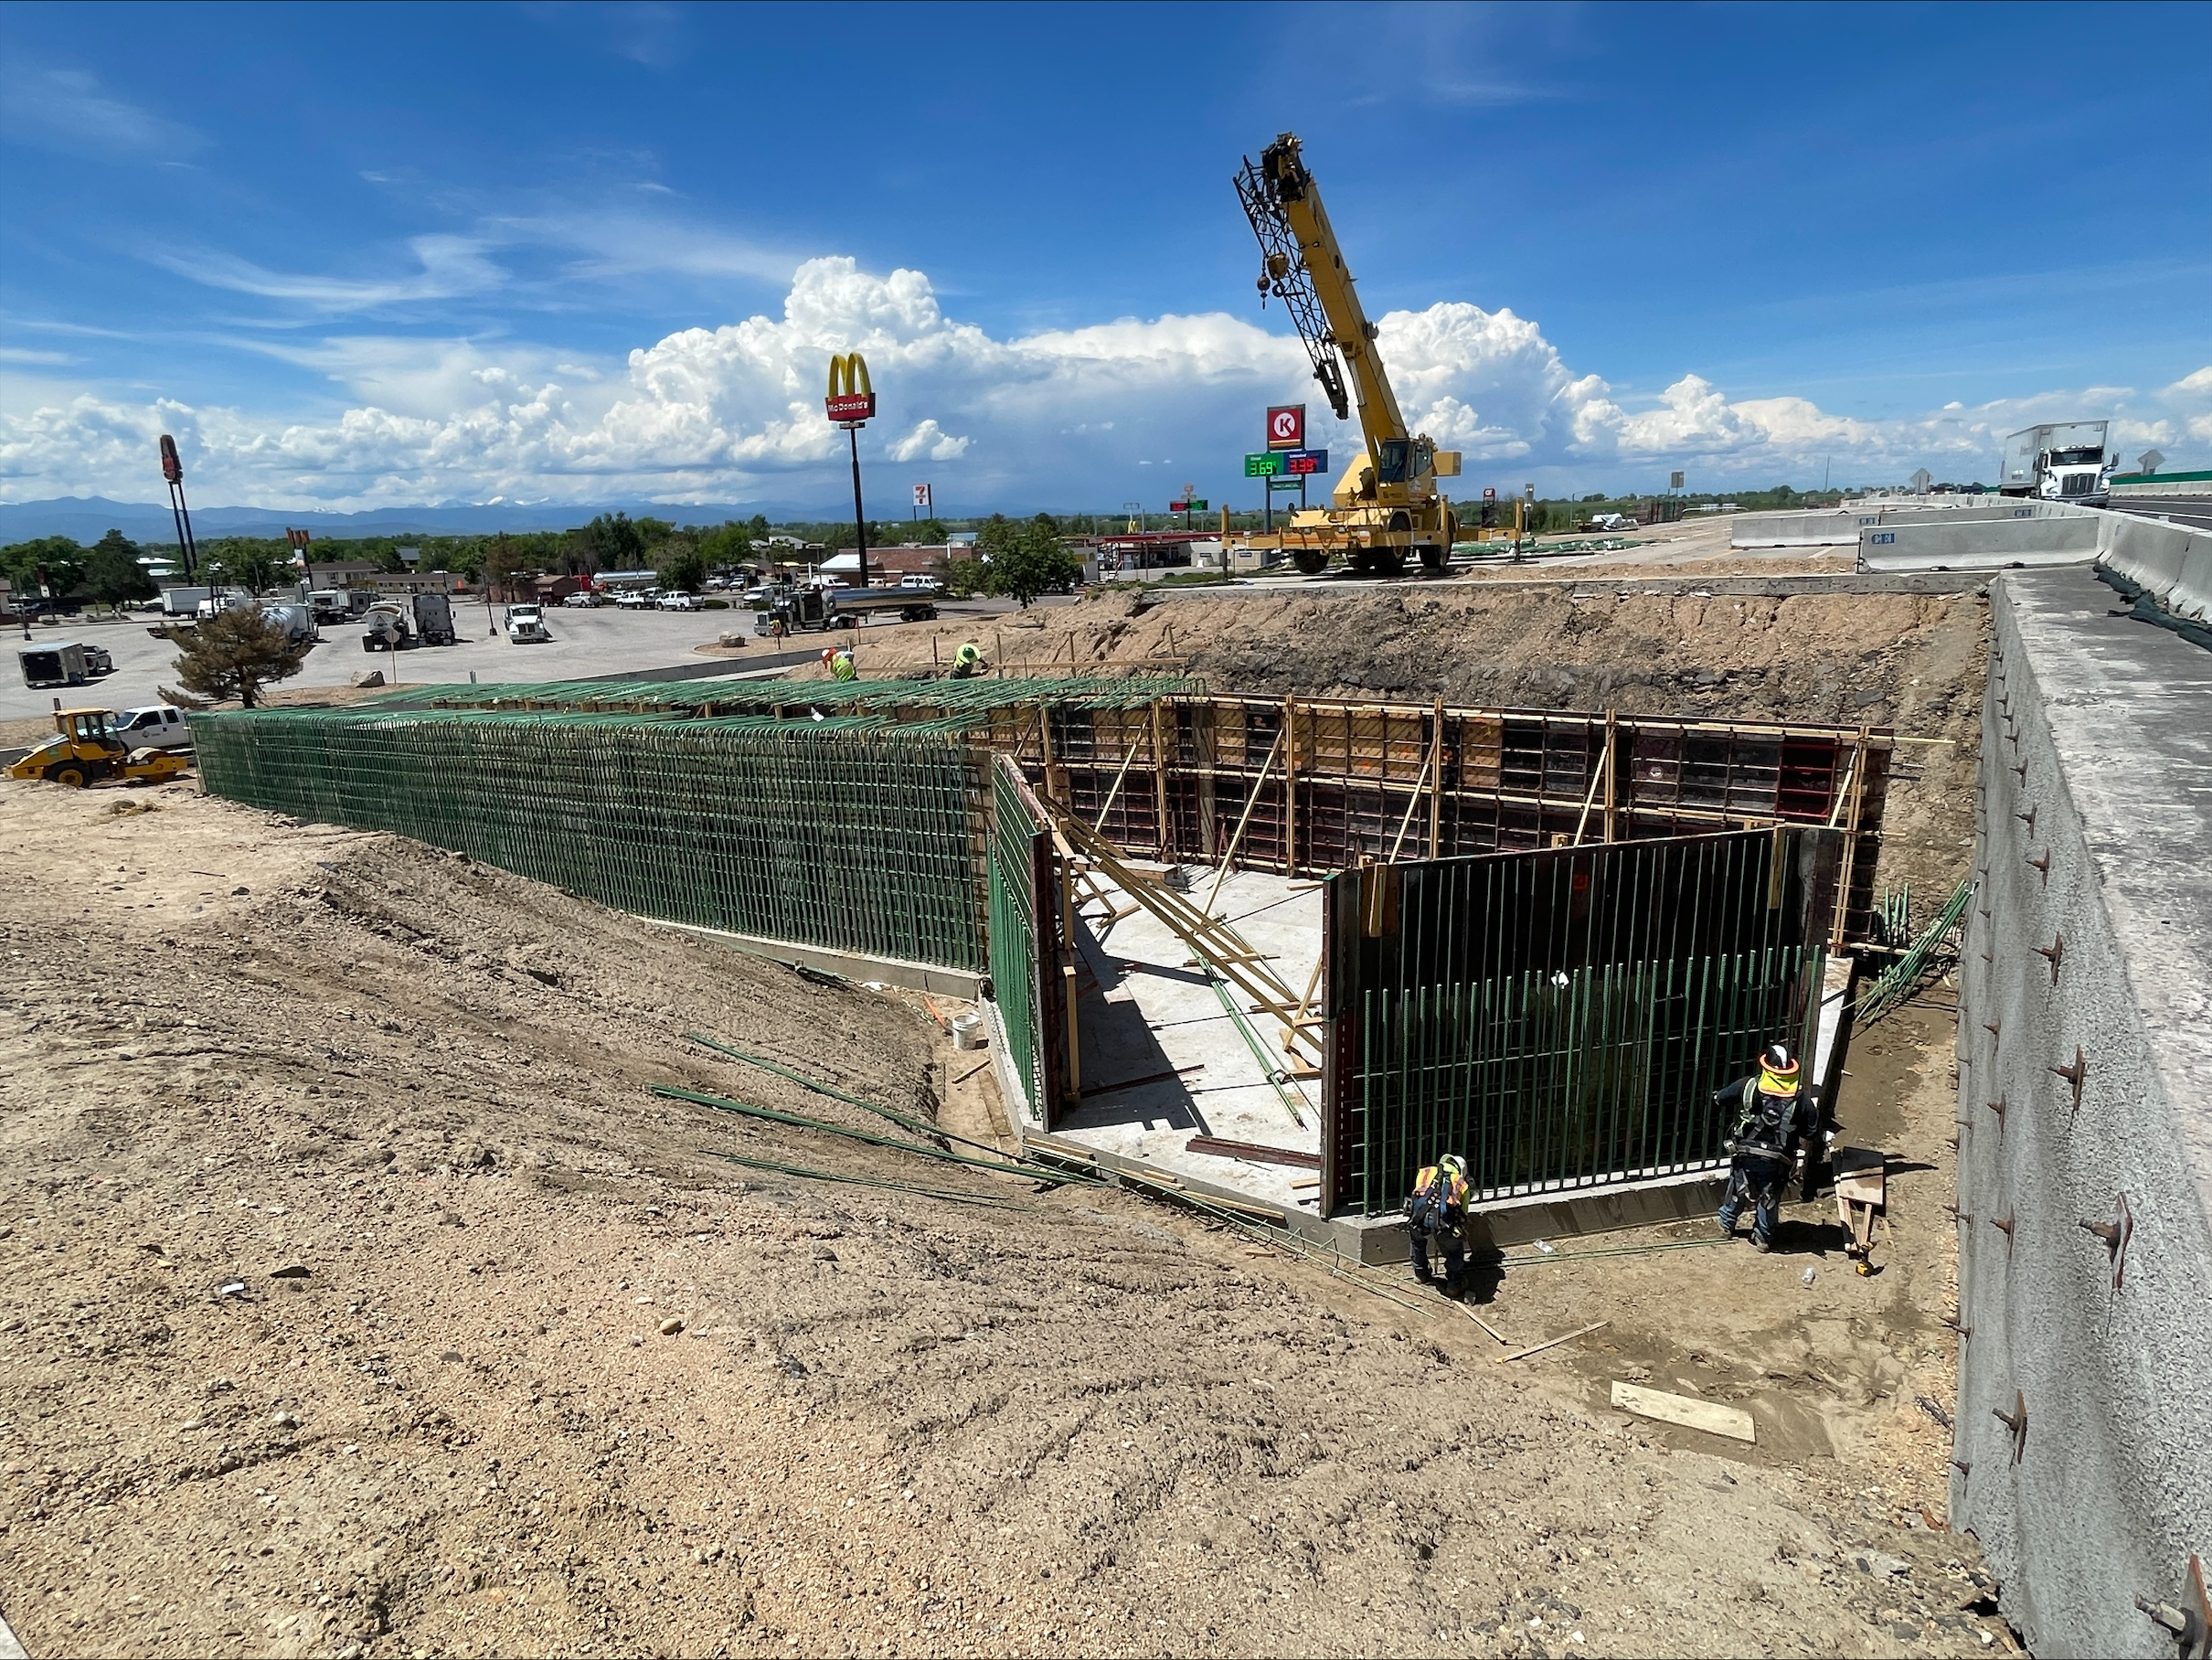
<box><xmin>1714</xmin><ymin>1040</ymin><xmax>1820</xmax><ymax>1251</ymax></box>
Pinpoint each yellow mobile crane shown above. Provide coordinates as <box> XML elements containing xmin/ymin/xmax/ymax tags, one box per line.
<box><xmin>1234</xmin><ymin>133</ymin><xmax>1462</xmax><ymax>576</ymax></box>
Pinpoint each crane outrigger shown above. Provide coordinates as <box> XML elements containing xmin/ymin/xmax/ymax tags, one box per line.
<box><xmin>1233</xmin><ymin>133</ymin><xmax>1462</xmax><ymax>577</ymax></box>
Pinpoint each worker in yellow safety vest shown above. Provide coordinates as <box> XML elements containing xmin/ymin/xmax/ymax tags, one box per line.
<box><xmin>949</xmin><ymin>642</ymin><xmax>985</xmax><ymax>679</ymax></box>
<box><xmin>1406</xmin><ymin>1154</ymin><xmax>1471</xmax><ymax>1294</ymax></box>
<box><xmin>820</xmin><ymin>646</ymin><xmax>856</xmax><ymax>682</ymax></box>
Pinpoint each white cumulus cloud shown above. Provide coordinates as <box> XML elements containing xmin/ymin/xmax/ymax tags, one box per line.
<box><xmin>2</xmin><ymin>255</ymin><xmax>2206</xmax><ymax>511</ymax></box>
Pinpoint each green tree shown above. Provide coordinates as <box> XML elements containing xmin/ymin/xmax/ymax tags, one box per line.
<box><xmin>576</xmin><ymin>512</ymin><xmax>646</xmax><ymax>570</ymax></box>
<box><xmin>655</xmin><ymin>537</ymin><xmax>707</xmax><ymax>594</ymax></box>
<box><xmin>0</xmin><ymin>535</ymin><xmax>88</xmax><ymax>605</ymax></box>
<box><xmin>945</xmin><ymin>558</ymin><xmax>987</xmax><ymax>598</ymax></box>
<box><xmin>163</xmin><ymin>608</ymin><xmax>309</xmax><ymax>709</ymax></box>
<box><xmin>198</xmin><ymin>537</ymin><xmax>290</xmax><ymax>592</ymax></box>
<box><xmin>482</xmin><ymin>533</ymin><xmax>524</xmax><ymax>601</ymax></box>
<box><xmin>697</xmin><ymin>521</ymin><xmax>755</xmax><ymax>569</ymax></box>
<box><xmin>984</xmin><ymin>514</ymin><xmax>1080</xmax><ymax>608</ymax></box>
<box><xmin>81</xmin><ymin>529</ymin><xmax>157</xmax><ymax>609</ymax></box>
<box><xmin>748</xmin><ymin>514</ymin><xmax>771</xmax><ymax>537</ymax></box>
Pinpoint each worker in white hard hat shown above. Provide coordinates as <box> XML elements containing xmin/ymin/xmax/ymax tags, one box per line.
<box><xmin>1406</xmin><ymin>1154</ymin><xmax>1471</xmax><ymax>1294</ymax></box>
<box><xmin>1715</xmin><ymin>1040</ymin><xmax>1820</xmax><ymax>1251</ymax></box>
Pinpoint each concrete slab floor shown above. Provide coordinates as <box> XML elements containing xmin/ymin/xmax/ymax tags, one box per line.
<box><xmin>1054</xmin><ymin>864</ymin><xmax>1325</xmax><ymax>1216</ymax></box>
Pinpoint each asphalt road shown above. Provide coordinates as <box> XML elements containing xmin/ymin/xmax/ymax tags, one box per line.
<box><xmin>3</xmin><ymin>598</ymin><xmax>1026</xmax><ymax>724</ymax></box>
<box><xmin>2110</xmin><ymin>496</ymin><xmax>2212</xmax><ymax>533</ymax></box>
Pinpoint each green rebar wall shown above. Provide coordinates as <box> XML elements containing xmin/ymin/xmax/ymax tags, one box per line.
<box><xmin>193</xmin><ymin>707</ymin><xmax>987</xmax><ymax>973</ymax></box>
<box><xmin>986</xmin><ymin>757</ymin><xmax>1049</xmax><ymax>1123</ymax></box>
<box><xmin>1326</xmin><ymin>826</ymin><xmax>1837</xmax><ymax>1213</ymax></box>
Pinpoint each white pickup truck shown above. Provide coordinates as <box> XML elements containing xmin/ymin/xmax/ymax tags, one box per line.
<box><xmin>109</xmin><ymin>705</ymin><xmax>193</xmax><ymax>750</ymax></box>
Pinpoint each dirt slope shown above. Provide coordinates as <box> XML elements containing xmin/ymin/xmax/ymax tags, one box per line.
<box><xmin>0</xmin><ymin>783</ymin><xmax>2001</xmax><ymax>1658</ymax></box>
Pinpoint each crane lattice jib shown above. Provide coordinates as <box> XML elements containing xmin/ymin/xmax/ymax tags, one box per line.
<box><xmin>1237</xmin><ymin>133</ymin><xmax>1410</xmax><ymax>451</ymax></box>
<box><xmin>1236</xmin><ymin>153</ymin><xmax>1348</xmax><ymax>421</ymax></box>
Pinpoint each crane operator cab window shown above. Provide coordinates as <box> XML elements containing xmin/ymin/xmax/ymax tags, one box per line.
<box><xmin>1377</xmin><ymin>439</ymin><xmax>1411</xmax><ymax>484</ymax></box>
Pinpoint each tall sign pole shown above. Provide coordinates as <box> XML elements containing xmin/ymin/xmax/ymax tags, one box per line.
<box><xmin>159</xmin><ymin>434</ymin><xmax>199</xmax><ymax>583</ymax></box>
<box><xmin>825</xmin><ymin>354</ymin><xmax>877</xmax><ymax>589</ymax></box>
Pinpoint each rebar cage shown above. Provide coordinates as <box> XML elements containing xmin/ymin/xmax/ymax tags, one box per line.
<box><xmin>198</xmin><ymin>679</ymin><xmax>1886</xmax><ymax>1195</ymax></box>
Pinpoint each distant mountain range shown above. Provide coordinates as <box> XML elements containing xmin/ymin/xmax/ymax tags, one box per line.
<box><xmin>0</xmin><ymin>496</ymin><xmax>805</xmax><ymax>546</ymax></box>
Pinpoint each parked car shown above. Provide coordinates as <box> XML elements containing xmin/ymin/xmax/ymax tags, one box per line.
<box><xmin>614</xmin><ymin>591</ymin><xmax>654</xmax><ymax>610</ymax></box>
<box><xmin>658</xmin><ymin>591</ymin><xmax>701</xmax><ymax>612</ymax></box>
<box><xmin>562</xmin><ymin>591</ymin><xmax>601</xmax><ymax>608</ymax></box>
<box><xmin>108</xmin><ymin>705</ymin><xmax>193</xmax><ymax>750</ymax></box>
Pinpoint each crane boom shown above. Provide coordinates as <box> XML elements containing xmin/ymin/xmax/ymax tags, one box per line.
<box><xmin>1236</xmin><ymin>133</ymin><xmax>1410</xmax><ymax>461</ymax></box>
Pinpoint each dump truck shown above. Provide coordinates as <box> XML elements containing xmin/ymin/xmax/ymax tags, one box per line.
<box><xmin>6</xmin><ymin>708</ymin><xmax>191</xmax><ymax>788</ymax></box>
<box><xmin>1228</xmin><ymin>133</ymin><xmax>1462</xmax><ymax>576</ymax></box>
<box><xmin>750</xmin><ymin>587</ymin><xmax>937</xmax><ymax>635</ymax></box>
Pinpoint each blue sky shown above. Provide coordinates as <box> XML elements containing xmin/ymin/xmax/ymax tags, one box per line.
<box><xmin>2</xmin><ymin>1</ymin><xmax>2207</xmax><ymax>517</ymax></box>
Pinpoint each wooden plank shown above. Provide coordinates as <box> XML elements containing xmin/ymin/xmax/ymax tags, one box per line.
<box><xmin>1494</xmin><ymin>1319</ymin><xmax>1609</xmax><ymax>1364</ymax></box>
<box><xmin>1185</xmin><ymin>1135</ymin><xmax>1323</xmax><ymax>1171</ymax></box>
<box><xmin>1609</xmin><ymin>1381</ymin><xmax>1757</xmax><ymax>1443</ymax></box>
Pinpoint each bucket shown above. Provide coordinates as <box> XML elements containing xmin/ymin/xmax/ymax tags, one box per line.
<box><xmin>951</xmin><ymin>1013</ymin><xmax>984</xmax><ymax>1051</ymax></box>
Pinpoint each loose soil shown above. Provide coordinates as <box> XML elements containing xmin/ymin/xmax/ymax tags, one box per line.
<box><xmin>1</xmin><ymin>781</ymin><xmax>1999</xmax><ymax>1658</ymax></box>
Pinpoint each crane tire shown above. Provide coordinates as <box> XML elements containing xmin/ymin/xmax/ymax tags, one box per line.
<box><xmin>1292</xmin><ymin>548</ymin><xmax>1329</xmax><ymax>576</ymax></box>
<box><xmin>1368</xmin><ymin>548</ymin><xmax>1406</xmax><ymax>578</ymax></box>
<box><xmin>1418</xmin><ymin>546</ymin><xmax>1447</xmax><ymax>571</ymax></box>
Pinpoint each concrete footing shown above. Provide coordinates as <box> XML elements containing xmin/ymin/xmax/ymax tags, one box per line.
<box><xmin>642</xmin><ymin>918</ymin><xmax>984</xmax><ymax>999</ymax></box>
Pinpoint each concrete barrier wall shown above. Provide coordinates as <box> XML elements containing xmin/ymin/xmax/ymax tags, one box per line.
<box><xmin>1859</xmin><ymin>516</ymin><xmax>2100</xmax><ymax>571</ymax></box>
<box><xmin>2097</xmin><ymin>509</ymin><xmax>2212</xmax><ymax>626</ymax></box>
<box><xmin>1732</xmin><ymin>509</ymin><xmax>1855</xmax><ymax>548</ymax></box>
<box><xmin>1953</xmin><ymin>569</ymin><xmax>2212</xmax><ymax>1655</ymax></box>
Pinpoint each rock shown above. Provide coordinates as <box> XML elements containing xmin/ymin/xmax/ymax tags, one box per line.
<box><xmin>454</xmin><ymin>1142</ymin><xmax>494</xmax><ymax>1168</ymax></box>
<box><xmin>269</xmin><ymin>1263</ymin><xmax>311</xmax><ymax>1279</ymax></box>
<box><xmin>349</xmin><ymin>669</ymin><xmax>385</xmax><ymax>688</ymax></box>
<box><xmin>271</xmin><ymin>1411</ymin><xmax>300</xmax><ymax>1430</ymax></box>
<box><xmin>812</xmin><ymin>1245</ymin><xmax>839</xmax><ymax>1264</ymax></box>
<box><xmin>440</xmin><ymin>1350</ymin><xmax>463</xmax><ymax>1362</ymax></box>
<box><xmin>1856</xmin><ymin>1550</ymin><xmax>1910</xmax><ymax>1580</ymax></box>
<box><xmin>232</xmin><ymin>886</ymin><xmax>251</xmax><ymax>897</ymax></box>
<box><xmin>658</xmin><ymin>1316</ymin><xmax>685</xmax><ymax>1336</ymax></box>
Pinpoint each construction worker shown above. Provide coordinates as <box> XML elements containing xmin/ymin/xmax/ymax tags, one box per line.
<box><xmin>1714</xmin><ymin>1040</ymin><xmax>1819</xmax><ymax>1251</ymax></box>
<box><xmin>1405</xmin><ymin>1154</ymin><xmax>1471</xmax><ymax>1293</ymax></box>
<box><xmin>829</xmin><ymin>644</ymin><xmax>856</xmax><ymax>682</ymax></box>
<box><xmin>949</xmin><ymin>642</ymin><xmax>985</xmax><ymax>679</ymax></box>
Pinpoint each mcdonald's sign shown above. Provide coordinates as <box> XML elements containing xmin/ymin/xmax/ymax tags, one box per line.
<box><xmin>825</xmin><ymin>352</ymin><xmax>876</xmax><ymax>425</ymax></box>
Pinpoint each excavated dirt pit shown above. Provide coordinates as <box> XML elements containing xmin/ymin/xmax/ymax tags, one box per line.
<box><xmin>1</xmin><ymin>776</ymin><xmax>2005</xmax><ymax>1659</ymax></box>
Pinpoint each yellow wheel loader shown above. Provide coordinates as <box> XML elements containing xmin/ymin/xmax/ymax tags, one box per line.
<box><xmin>6</xmin><ymin>708</ymin><xmax>192</xmax><ymax>789</ymax></box>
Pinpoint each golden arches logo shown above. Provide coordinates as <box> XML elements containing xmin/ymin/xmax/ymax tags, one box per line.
<box><xmin>824</xmin><ymin>352</ymin><xmax>877</xmax><ymax>424</ymax></box>
<box><xmin>827</xmin><ymin>352</ymin><xmax>872</xmax><ymax>399</ymax></box>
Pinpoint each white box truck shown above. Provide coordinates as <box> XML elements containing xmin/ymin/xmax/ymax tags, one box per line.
<box><xmin>1999</xmin><ymin>421</ymin><xmax>2113</xmax><ymax>505</ymax></box>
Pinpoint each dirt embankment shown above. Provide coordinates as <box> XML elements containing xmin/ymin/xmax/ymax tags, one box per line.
<box><xmin>0</xmin><ymin>784</ymin><xmax>2000</xmax><ymax>1658</ymax></box>
<box><xmin>845</xmin><ymin>584</ymin><xmax>1990</xmax><ymax>902</ymax></box>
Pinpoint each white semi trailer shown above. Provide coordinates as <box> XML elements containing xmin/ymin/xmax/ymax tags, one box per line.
<box><xmin>1999</xmin><ymin>421</ymin><xmax>2113</xmax><ymax>505</ymax></box>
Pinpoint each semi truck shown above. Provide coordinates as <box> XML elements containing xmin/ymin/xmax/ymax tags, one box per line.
<box><xmin>1999</xmin><ymin>421</ymin><xmax>2114</xmax><ymax>505</ymax></box>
